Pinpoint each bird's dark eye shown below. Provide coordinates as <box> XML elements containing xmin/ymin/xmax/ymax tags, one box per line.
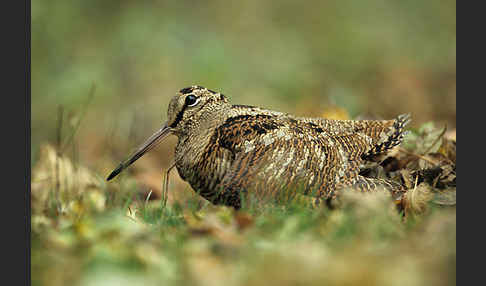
<box><xmin>185</xmin><ymin>95</ymin><xmax>199</xmax><ymax>107</ymax></box>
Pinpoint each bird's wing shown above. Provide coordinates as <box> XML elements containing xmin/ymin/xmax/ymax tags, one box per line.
<box><xmin>210</xmin><ymin>115</ymin><xmax>379</xmax><ymax>206</ymax></box>
<box><xmin>303</xmin><ymin>114</ymin><xmax>411</xmax><ymax>159</ymax></box>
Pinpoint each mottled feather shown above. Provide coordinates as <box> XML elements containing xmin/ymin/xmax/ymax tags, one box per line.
<box><xmin>109</xmin><ymin>85</ymin><xmax>411</xmax><ymax>209</ymax></box>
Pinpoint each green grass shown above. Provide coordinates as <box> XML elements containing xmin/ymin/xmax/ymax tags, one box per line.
<box><xmin>32</xmin><ymin>172</ymin><xmax>456</xmax><ymax>286</ymax></box>
<box><xmin>31</xmin><ymin>120</ymin><xmax>456</xmax><ymax>286</ymax></box>
<box><xmin>31</xmin><ymin>1</ymin><xmax>455</xmax><ymax>284</ymax></box>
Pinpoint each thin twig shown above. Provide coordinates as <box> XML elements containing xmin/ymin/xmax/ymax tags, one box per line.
<box><xmin>55</xmin><ymin>105</ymin><xmax>64</xmax><ymax>213</ymax></box>
<box><xmin>409</xmin><ymin>174</ymin><xmax>420</xmax><ymax>212</ymax></box>
<box><xmin>61</xmin><ymin>83</ymin><xmax>96</xmax><ymax>153</ymax></box>
<box><xmin>398</xmin><ymin>147</ymin><xmax>439</xmax><ymax>166</ymax></box>
<box><xmin>422</xmin><ymin>124</ymin><xmax>447</xmax><ymax>155</ymax></box>
<box><xmin>145</xmin><ymin>190</ymin><xmax>153</xmax><ymax>207</ymax></box>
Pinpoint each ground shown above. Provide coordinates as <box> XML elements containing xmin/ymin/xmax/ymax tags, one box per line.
<box><xmin>31</xmin><ymin>120</ymin><xmax>456</xmax><ymax>286</ymax></box>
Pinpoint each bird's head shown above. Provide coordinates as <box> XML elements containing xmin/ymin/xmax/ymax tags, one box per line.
<box><xmin>167</xmin><ymin>85</ymin><xmax>229</xmax><ymax>135</ymax></box>
<box><xmin>106</xmin><ymin>85</ymin><xmax>229</xmax><ymax>181</ymax></box>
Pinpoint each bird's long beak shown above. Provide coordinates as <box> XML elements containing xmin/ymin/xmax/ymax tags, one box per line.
<box><xmin>106</xmin><ymin>122</ymin><xmax>172</xmax><ymax>181</ymax></box>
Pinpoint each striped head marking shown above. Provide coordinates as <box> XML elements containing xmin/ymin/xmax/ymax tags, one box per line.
<box><xmin>167</xmin><ymin>85</ymin><xmax>229</xmax><ymax>134</ymax></box>
<box><xmin>107</xmin><ymin>85</ymin><xmax>229</xmax><ymax>181</ymax></box>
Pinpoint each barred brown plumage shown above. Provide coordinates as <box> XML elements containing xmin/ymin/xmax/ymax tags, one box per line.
<box><xmin>107</xmin><ymin>85</ymin><xmax>411</xmax><ymax>209</ymax></box>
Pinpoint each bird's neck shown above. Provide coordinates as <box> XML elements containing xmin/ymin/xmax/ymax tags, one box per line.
<box><xmin>174</xmin><ymin>109</ymin><xmax>230</xmax><ymax>170</ymax></box>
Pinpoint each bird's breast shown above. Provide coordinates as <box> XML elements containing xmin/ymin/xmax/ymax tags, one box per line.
<box><xmin>174</xmin><ymin>136</ymin><xmax>233</xmax><ymax>197</ymax></box>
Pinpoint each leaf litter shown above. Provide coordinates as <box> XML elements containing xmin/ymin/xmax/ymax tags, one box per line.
<box><xmin>31</xmin><ymin>120</ymin><xmax>456</xmax><ymax>286</ymax></box>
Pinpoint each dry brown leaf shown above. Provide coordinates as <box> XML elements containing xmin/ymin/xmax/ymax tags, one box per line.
<box><xmin>31</xmin><ymin>144</ymin><xmax>103</xmax><ymax>214</ymax></box>
<box><xmin>234</xmin><ymin>212</ymin><xmax>254</xmax><ymax>231</ymax></box>
<box><xmin>184</xmin><ymin>206</ymin><xmax>244</xmax><ymax>246</ymax></box>
<box><xmin>444</xmin><ymin>129</ymin><xmax>456</xmax><ymax>142</ymax></box>
<box><xmin>432</xmin><ymin>188</ymin><xmax>456</xmax><ymax>206</ymax></box>
<box><xmin>403</xmin><ymin>182</ymin><xmax>435</xmax><ymax>215</ymax></box>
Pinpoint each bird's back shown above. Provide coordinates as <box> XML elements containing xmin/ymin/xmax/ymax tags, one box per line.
<box><xmin>178</xmin><ymin>105</ymin><xmax>410</xmax><ymax>208</ymax></box>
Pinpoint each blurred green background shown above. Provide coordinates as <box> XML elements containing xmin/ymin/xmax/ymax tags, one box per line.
<box><xmin>32</xmin><ymin>0</ymin><xmax>455</xmax><ymax>180</ymax></box>
<box><xmin>31</xmin><ymin>2</ymin><xmax>456</xmax><ymax>285</ymax></box>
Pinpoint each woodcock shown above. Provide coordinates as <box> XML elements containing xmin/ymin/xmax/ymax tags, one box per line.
<box><xmin>107</xmin><ymin>86</ymin><xmax>411</xmax><ymax>209</ymax></box>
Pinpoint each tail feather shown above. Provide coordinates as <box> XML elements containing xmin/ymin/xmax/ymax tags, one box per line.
<box><xmin>362</xmin><ymin>113</ymin><xmax>411</xmax><ymax>159</ymax></box>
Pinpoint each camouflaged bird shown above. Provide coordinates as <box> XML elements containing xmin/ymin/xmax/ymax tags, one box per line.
<box><xmin>107</xmin><ymin>85</ymin><xmax>411</xmax><ymax>209</ymax></box>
